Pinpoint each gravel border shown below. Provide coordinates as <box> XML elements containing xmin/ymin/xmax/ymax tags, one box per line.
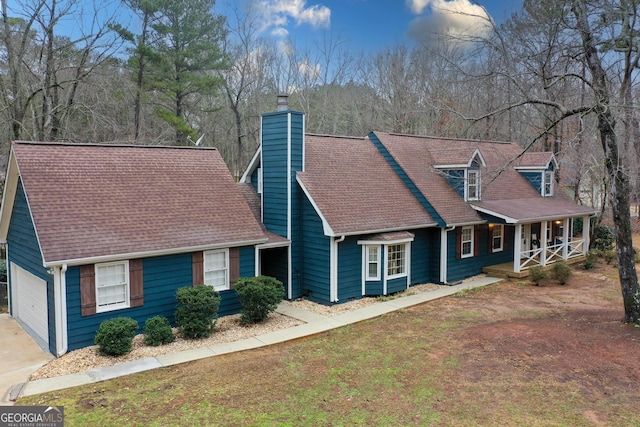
<box><xmin>30</xmin><ymin>281</ymin><xmax>450</xmax><ymax>380</ymax></box>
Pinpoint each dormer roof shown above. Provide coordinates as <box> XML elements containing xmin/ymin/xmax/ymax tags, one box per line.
<box><xmin>514</xmin><ymin>152</ymin><xmax>558</xmax><ymax>170</ymax></box>
<box><xmin>432</xmin><ymin>147</ymin><xmax>486</xmax><ymax>169</ymax></box>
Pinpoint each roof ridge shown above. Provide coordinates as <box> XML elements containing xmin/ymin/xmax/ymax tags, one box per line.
<box><xmin>12</xmin><ymin>141</ymin><xmax>218</xmax><ymax>150</ymax></box>
<box><xmin>305</xmin><ymin>133</ymin><xmax>363</xmax><ymax>140</ymax></box>
<box><xmin>384</xmin><ymin>132</ymin><xmax>516</xmax><ymax>145</ymax></box>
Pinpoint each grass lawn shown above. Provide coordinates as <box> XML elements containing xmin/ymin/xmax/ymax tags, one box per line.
<box><xmin>18</xmin><ymin>263</ymin><xmax>640</xmax><ymax>426</ymax></box>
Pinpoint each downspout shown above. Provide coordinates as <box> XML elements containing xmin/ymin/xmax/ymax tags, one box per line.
<box><xmin>440</xmin><ymin>226</ymin><xmax>455</xmax><ymax>284</ymax></box>
<box><xmin>330</xmin><ymin>236</ymin><xmax>345</xmax><ymax>302</ymax></box>
<box><xmin>54</xmin><ymin>264</ymin><xmax>68</xmax><ymax>357</ymax></box>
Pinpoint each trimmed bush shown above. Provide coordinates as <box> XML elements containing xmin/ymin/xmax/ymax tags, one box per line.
<box><xmin>603</xmin><ymin>249</ymin><xmax>617</xmax><ymax>264</ymax></box>
<box><xmin>592</xmin><ymin>225</ymin><xmax>615</xmax><ymax>251</ymax></box>
<box><xmin>234</xmin><ymin>276</ymin><xmax>285</xmax><ymax>324</ymax></box>
<box><xmin>144</xmin><ymin>316</ymin><xmax>174</xmax><ymax>346</ymax></box>
<box><xmin>528</xmin><ymin>266</ymin><xmax>547</xmax><ymax>286</ymax></box>
<box><xmin>551</xmin><ymin>260</ymin><xmax>573</xmax><ymax>285</ymax></box>
<box><xmin>175</xmin><ymin>286</ymin><xmax>221</xmax><ymax>339</ymax></box>
<box><xmin>94</xmin><ymin>317</ymin><xmax>139</xmax><ymax>356</ymax></box>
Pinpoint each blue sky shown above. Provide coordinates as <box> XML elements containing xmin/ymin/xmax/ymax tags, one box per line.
<box><xmin>235</xmin><ymin>0</ymin><xmax>524</xmax><ymax>52</ymax></box>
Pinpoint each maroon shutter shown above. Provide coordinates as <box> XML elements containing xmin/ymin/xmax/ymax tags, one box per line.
<box><xmin>474</xmin><ymin>225</ymin><xmax>480</xmax><ymax>256</ymax></box>
<box><xmin>488</xmin><ymin>225</ymin><xmax>493</xmax><ymax>254</ymax></box>
<box><xmin>80</xmin><ymin>265</ymin><xmax>96</xmax><ymax>316</ymax></box>
<box><xmin>456</xmin><ymin>227</ymin><xmax>462</xmax><ymax>259</ymax></box>
<box><xmin>192</xmin><ymin>252</ymin><xmax>204</xmax><ymax>286</ymax></box>
<box><xmin>129</xmin><ymin>259</ymin><xmax>144</xmax><ymax>307</ymax></box>
<box><xmin>229</xmin><ymin>248</ymin><xmax>240</xmax><ymax>289</ymax></box>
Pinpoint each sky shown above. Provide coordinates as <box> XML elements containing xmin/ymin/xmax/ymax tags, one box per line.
<box><xmin>231</xmin><ymin>0</ymin><xmax>524</xmax><ymax>52</ymax></box>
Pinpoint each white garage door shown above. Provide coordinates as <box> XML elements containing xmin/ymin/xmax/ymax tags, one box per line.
<box><xmin>11</xmin><ymin>263</ymin><xmax>49</xmax><ymax>347</ymax></box>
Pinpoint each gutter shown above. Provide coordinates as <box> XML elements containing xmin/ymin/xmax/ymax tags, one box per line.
<box><xmin>54</xmin><ymin>264</ymin><xmax>68</xmax><ymax>357</ymax></box>
<box><xmin>440</xmin><ymin>226</ymin><xmax>456</xmax><ymax>284</ymax></box>
<box><xmin>330</xmin><ymin>236</ymin><xmax>346</xmax><ymax>302</ymax></box>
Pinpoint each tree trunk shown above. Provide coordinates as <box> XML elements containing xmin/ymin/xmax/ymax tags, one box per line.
<box><xmin>574</xmin><ymin>0</ymin><xmax>640</xmax><ymax>323</ymax></box>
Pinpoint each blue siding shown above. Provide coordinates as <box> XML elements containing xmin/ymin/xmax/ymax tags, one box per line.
<box><xmin>300</xmin><ymin>195</ymin><xmax>330</xmax><ymax>303</ymax></box>
<box><xmin>447</xmin><ymin>225</ymin><xmax>514</xmax><ymax>283</ymax></box>
<box><xmin>261</xmin><ymin>110</ymin><xmax>305</xmax><ymax>297</ymax></box>
<box><xmin>520</xmin><ymin>171</ymin><xmax>543</xmax><ymax>193</ymax></box>
<box><xmin>368</xmin><ymin>133</ymin><xmax>446</xmax><ymax>227</ymax></box>
<box><xmin>442</xmin><ymin>170</ymin><xmax>465</xmax><ymax>198</ymax></box>
<box><xmin>337</xmin><ymin>236</ymin><xmax>362</xmax><ymax>302</ymax></box>
<box><xmin>410</xmin><ymin>228</ymin><xmax>439</xmax><ymax>285</ymax></box>
<box><xmin>387</xmin><ymin>276</ymin><xmax>408</xmax><ymax>294</ymax></box>
<box><xmin>66</xmin><ymin>247</ymin><xmax>256</xmax><ymax>351</ymax></box>
<box><xmin>6</xmin><ymin>178</ymin><xmax>55</xmax><ymax>352</ymax></box>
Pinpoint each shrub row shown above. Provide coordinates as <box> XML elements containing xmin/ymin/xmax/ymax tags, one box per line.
<box><xmin>528</xmin><ymin>260</ymin><xmax>573</xmax><ymax>286</ymax></box>
<box><xmin>94</xmin><ymin>275</ymin><xmax>284</xmax><ymax>357</ymax></box>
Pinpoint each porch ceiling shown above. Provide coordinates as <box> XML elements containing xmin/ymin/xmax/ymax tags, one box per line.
<box><xmin>471</xmin><ymin>197</ymin><xmax>597</xmax><ymax>224</ymax></box>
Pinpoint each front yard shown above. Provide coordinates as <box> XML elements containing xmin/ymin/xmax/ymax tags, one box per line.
<box><xmin>18</xmin><ymin>260</ymin><xmax>640</xmax><ymax>426</ymax></box>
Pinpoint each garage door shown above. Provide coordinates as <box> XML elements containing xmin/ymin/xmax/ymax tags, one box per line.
<box><xmin>11</xmin><ymin>263</ymin><xmax>49</xmax><ymax>346</ymax></box>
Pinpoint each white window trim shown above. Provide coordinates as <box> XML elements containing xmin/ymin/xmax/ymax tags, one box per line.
<box><xmin>204</xmin><ymin>249</ymin><xmax>230</xmax><ymax>291</ymax></box>
<box><xmin>257</xmin><ymin>167</ymin><xmax>263</xmax><ymax>194</ymax></box>
<box><xmin>461</xmin><ymin>226</ymin><xmax>474</xmax><ymax>258</ymax></box>
<box><xmin>95</xmin><ymin>260</ymin><xmax>130</xmax><ymax>313</ymax></box>
<box><xmin>492</xmin><ymin>224</ymin><xmax>504</xmax><ymax>252</ymax></box>
<box><xmin>386</xmin><ymin>243</ymin><xmax>409</xmax><ymax>280</ymax></box>
<box><xmin>365</xmin><ymin>245</ymin><xmax>381</xmax><ymax>281</ymax></box>
<box><xmin>544</xmin><ymin>170</ymin><xmax>554</xmax><ymax>196</ymax></box>
<box><xmin>466</xmin><ymin>169</ymin><xmax>481</xmax><ymax>201</ymax></box>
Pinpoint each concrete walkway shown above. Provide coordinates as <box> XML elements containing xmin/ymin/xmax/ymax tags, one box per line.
<box><xmin>0</xmin><ymin>314</ymin><xmax>53</xmax><ymax>406</ymax></box>
<box><xmin>10</xmin><ymin>276</ymin><xmax>502</xmax><ymax>401</ymax></box>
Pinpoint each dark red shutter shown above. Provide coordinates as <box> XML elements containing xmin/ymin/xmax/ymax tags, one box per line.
<box><xmin>456</xmin><ymin>227</ymin><xmax>462</xmax><ymax>259</ymax></box>
<box><xmin>474</xmin><ymin>225</ymin><xmax>480</xmax><ymax>256</ymax></box>
<box><xmin>488</xmin><ymin>225</ymin><xmax>493</xmax><ymax>254</ymax></box>
<box><xmin>80</xmin><ymin>265</ymin><xmax>96</xmax><ymax>316</ymax></box>
<box><xmin>229</xmin><ymin>248</ymin><xmax>240</xmax><ymax>289</ymax></box>
<box><xmin>192</xmin><ymin>252</ymin><xmax>204</xmax><ymax>286</ymax></box>
<box><xmin>129</xmin><ymin>259</ymin><xmax>144</xmax><ymax>307</ymax></box>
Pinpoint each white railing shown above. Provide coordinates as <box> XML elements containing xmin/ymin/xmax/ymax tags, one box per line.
<box><xmin>567</xmin><ymin>239</ymin><xmax>585</xmax><ymax>259</ymax></box>
<box><xmin>520</xmin><ymin>247</ymin><xmax>543</xmax><ymax>270</ymax></box>
<box><xmin>546</xmin><ymin>242</ymin><xmax>564</xmax><ymax>261</ymax></box>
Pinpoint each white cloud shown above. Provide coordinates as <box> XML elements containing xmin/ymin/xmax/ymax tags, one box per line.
<box><xmin>405</xmin><ymin>0</ymin><xmax>492</xmax><ymax>43</ymax></box>
<box><xmin>257</xmin><ymin>0</ymin><xmax>331</xmax><ymax>37</ymax></box>
<box><xmin>298</xmin><ymin>59</ymin><xmax>321</xmax><ymax>81</ymax></box>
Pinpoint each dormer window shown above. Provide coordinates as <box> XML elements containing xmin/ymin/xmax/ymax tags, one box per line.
<box><xmin>466</xmin><ymin>169</ymin><xmax>480</xmax><ymax>201</ymax></box>
<box><xmin>544</xmin><ymin>170</ymin><xmax>553</xmax><ymax>196</ymax></box>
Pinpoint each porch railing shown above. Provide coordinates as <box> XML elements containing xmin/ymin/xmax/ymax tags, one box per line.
<box><xmin>567</xmin><ymin>238</ymin><xmax>585</xmax><ymax>259</ymax></box>
<box><xmin>519</xmin><ymin>239</ymin><xmax>586</xmax><ymax>271</ymax></box>
<box><xmin>520</xmin><ymin>247</ymin><xmax>543</xmax><ymax>270</ymax></box>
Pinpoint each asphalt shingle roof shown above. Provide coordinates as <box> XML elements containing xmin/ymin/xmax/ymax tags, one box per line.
<box><xmin>13</xmin><ymin>142</ymin><xmax>267</xmax><ymax>264</ymax></box>
<box><xmin>297</xmin><ymin>134</ymin><xmax>437</xmax><ymax>235</ymax></box>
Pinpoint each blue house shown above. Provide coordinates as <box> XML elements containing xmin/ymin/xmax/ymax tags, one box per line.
<box><xmin>0</xmin><ymin>143</ymin><xmax>273</xmax><ymax>356</ymax></box>
<box><xmin>1</xmin><ymin>99</ymin><xmax>598</xmax><ymax>356</ymax></box>
<box><xmin>241</xmin><ymin>97</ymin><xmax>597</xmax><ymax>304</ymax></box>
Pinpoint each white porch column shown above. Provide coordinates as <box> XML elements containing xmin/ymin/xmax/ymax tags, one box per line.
<box><xmin>514</xmin><ymin>223</ymin><xmax>522</xmax><ymax>273</ymax></box>
<box><xmin>582</xmin><ymin>215</ymin><xmax>590</xmax><ymax>255</ymax></box>
<box><xmin>562</xmin><ymin>218</ymin><xmax>570</xmax><ymax>259</ymax></box>
<box><xmin>540</xmin><ymin>221</ymin><xmax>548</xmax><ymax>266</ymax></box>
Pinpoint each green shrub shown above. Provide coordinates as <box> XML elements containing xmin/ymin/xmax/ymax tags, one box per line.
<box><xmin>234</xmin><ymin>276</ymin><xmax>285</xmax><ymax>324</ymax></box>
<box><xmin>551</xmin><ymin>260</ymin><xmax>573</xmax><ymax>285</ymax></box>
<box><xmin>592</xmin><ymin>225</ymin><xmax>615</xmax><ymax>251</ymax></box>
<box><xmin>175</xmin><ymin>286</ymin><xmax>221</xmax><ymax>339</ymax></box>
<box><xmin>528</xmin><ymin>266</ymin><xmax>547</xmax><ymax>286</ymax></box>
<box><xmin>143</xmin><ymin>316</ymin><xmax>174</xmax><ymax>346</ymax></box>
<box><xmin>603</xmin><ymin>249</ymin><xmax>617</xmax><ymax>264</ymax></box>
<box><xmin>94</xmin><ymin>317</ymin><xmax>139</xmax><ymax>356</ymax></box>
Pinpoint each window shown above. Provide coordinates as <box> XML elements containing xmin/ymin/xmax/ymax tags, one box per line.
<box><xmin>461</xmin><ymin>226</ymin><xmax>474</xmax><ymax>258</ymax></box>
<box><xmin>544</xmin><ymin>170</ymin><xmax>554</xmax><ymax>196</ymax></box>
<box><xmin>467</xmin><ymin>169</ymin><xmax>480</xmax><ymax>201</ymax></box>
<box><xmin>96</xmin><ymin>261</ymin><xmax>130</xmax><ymax>312</ymax></box>
<box><xmin>204</xmin><ymin>249</ymin><xmax>229</xmax><ymax>291</ymax></box>
<box><xmin>387</xmin><ymin>244</ymin><xmax>407</xmax><ymax>278</ymax></box>
<box><xmin>492</xmin><ymin>225</ymin><xmax>504</xmax><ymax>252</ymax></box>
<box><xmin>365</xmin><ymin>245</ymin><xmax>381</xmax><ymax>280</ymax></box>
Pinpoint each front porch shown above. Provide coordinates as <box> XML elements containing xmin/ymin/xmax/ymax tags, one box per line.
<box><xmin>483</xmin><ymin>216</ymin><xmax>590</xmax><ymax>279</ymax></box>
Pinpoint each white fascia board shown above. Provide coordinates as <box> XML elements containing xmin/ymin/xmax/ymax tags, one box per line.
<box><xmin>469</xmin><ymin>205</ymin><xmax>518</xmax><ymax>223</ymax></box>
<box><xmin>239</xmin><ymin>147</ymin><xmax>262</xmax><ymax>183</ymax></box>
<box><xmin>434</xmin><ymin>163</ymin><xmax>468</xmax><ymax>169</ymax></box>
<box><xmin>257</xmin><ymin>240</ymin><xmax>290</xmax><ymax>249</ymax></box>
<box><xmin>0</xmin><ymin>150</ymin><xmax>19</xmax><ymax>240</ymax></box>
<box><xmin>471</xmin><ymin>148</ymin><xmax>487</xmax><ymax>167</ymax></box>
<box><xmin>43</xmin><ymin>238</ymin><xmax>269</xmax><ymax>268</ymax></box>
<box><xmin>295</xmin><ymin>175</ymin><xmax>335</xmax><ymax>236</ymax></box>
<box><xmin>513</xmin><ymin>166</ymin><xmax>545</xmax><ymax>171</ymax></box>
<box><xmin>357</xmin><ymin>237</ymin><xmax>415</xmax><ymax>245</ymax></box>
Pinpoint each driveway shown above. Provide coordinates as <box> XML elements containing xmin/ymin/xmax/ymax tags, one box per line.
<box><xmin>0</xmin><ymin>314</ymin><xmax>52</xmax><ymax>405</ymax></box>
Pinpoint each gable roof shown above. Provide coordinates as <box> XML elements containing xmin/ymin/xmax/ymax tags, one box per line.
<box><xmin>0</xmin><ymin>142</ymin><xmax>268</xmax><ymax>265</ymax></box>
<box><xmin>514</xmin><ymin>151</ymin><xmax>558</xmax><ymax>170</ymax></box>
<box><xmin>372</xmin><ymin>132</ymin><xmax>596</xmax><ymax>225</ymax></box>
<box><xmin>296</xmin><ymin>134</ymin><xmax>437</xmax><ymax>236</ymax></box>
